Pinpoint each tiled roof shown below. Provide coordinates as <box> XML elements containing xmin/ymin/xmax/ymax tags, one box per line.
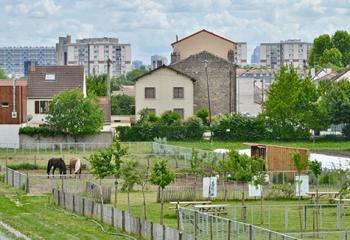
<box><xmin>171</xmin><ymin>29</ymin><xmax>236</xmax><ymax>46</ymax></box>
<box><xmin>27</xmin><ymin>65</ymin><xmax>84</xmax><ymax>98</ymax></box>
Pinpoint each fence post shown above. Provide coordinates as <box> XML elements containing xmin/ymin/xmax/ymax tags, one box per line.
<box><xmin>249</xmin><ymin>224</ymin><xmax>252</xmax><ymax>240</ymax></box>
<box><xmin>12</xmin><ymin>169</ymin><xmax>14</xmax><ymax>187</ymax></box>
<box><xmin>82</xmin><ymin>198</ymin><xmax>85</xmax><ymax>216</ymax></box>
<box><xmin>303</xmin><ymin>205</ymin><xmax>307</xmax><ymax>230</ymax></box>
<box><xmin>150</xmin><ymin>222</ymin><xmax>154</xmax><ymax>240</ymax></box>
<box><xmin>111</xmin><ymin>207</ymin><xmax>115</xmax><ymax>227</ymax></box>
<box><xmin>345</xmin><ymin>231</ymin><xmax>348</xmax><ymax>240</ymax></box>
<box><xmin>337</xmin><ymin>205</ymin><xmax>341</xmax><ymax>230</ymax></box>
<box><xmin>194</xmin><ymin>211</ymin><xmax>198</xmax><ymax>240</ymax></box>
<box><xmin>5</xmin><ymin>167</ymin><xmax>8</xmax><ymax>184</ymax></box>
<box><xmin>210</xmin><ymin>215</ymin><xmax>213</xmax><ymax>240</ymax></box>
<box><xmin>26</xmin><ymin>173</ymin><xmax>29</xmax><ymax>193</ymax></box>
<box><xmin>122</xmin><ymin>210</ymin><xmax>125</xmax><ymax>232</ymax></box>
<box><xmin>285</xmin><ymin>206</ymin><xmax>288</xmax><ymax>232</ymax></box>
<box><xmin>227</xmin><ymin>220</ymin><xmax>231</xmax><ymax>240</ymax></box>
<box><xmin>72</xmin><ymin>195</ymin><xmax>75</xmax><ymax>213</ymax></box>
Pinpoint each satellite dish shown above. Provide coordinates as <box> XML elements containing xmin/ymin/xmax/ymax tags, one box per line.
<box><xmin>27</xmin><ymin>114</ymin><xmax>33</xmax><ymax>122</ymax></box>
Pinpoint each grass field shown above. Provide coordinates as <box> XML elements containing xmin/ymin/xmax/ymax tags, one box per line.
<box><xmin>0</xmin><ymin>182</ymin><xmax>137</xmax><ymax>240</ymax></box>
<box><xmin>169</xmin><ymin>139</ymin><xmax>350</xmax><ymax>151</ymax></box>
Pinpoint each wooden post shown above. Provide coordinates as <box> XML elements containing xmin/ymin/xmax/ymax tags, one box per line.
<box><xmin>26</xmin><ymin>173</ymin><xmax>29</xmax><ymax>193</ymax></box>
<box><xmin>111</xmin><ymin>207</ymin><xmax>115</xmax><ymax>227</ymax></box>
<box><xmin>82</xmin><ymin>198</ymin><xmax>85</xmax><ymax>216</ymax></box>
<box><xmin>122</xmin><ymin>210</ymin><xmax>125</xmax><ymax>231</ymax></box>
<box><xmin>228</xmin><ymin>220</ymin><xmax>231</xmax><ymax>240</ymax></box>
<box><xmin>194</xmin><ymin>211</ymin><xmax>198</xmax><ymax>240</ymax></box>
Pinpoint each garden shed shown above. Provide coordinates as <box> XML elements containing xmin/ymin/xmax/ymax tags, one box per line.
<box><xmin>244</xmin><ymin>143</ymin><xmax>309</xmax><ymax>172</ymax></box>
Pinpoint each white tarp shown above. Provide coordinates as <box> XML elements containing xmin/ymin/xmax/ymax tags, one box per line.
<box><xmin>203</xmin><ymin>177</ymin><xmax>217</xmax><ymax>198</ymax></box>
<box><xmin>295</xmin><ymin>175</ymin><xmax>309</xmax><ymax>196</ymax></box>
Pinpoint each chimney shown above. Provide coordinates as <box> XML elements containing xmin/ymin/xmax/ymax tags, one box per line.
<box><xmin>176</xmin><ymin>35</ymin><xmax>178</xmax><ymax>42</ymax></box>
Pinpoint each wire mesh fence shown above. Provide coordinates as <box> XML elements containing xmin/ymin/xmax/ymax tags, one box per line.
<box><xmin>179</xmin><ymin>207</ymin><xmax>300</xmax><ymax>240</ymax></box>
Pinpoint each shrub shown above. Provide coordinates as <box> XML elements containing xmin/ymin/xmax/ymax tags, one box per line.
<box><xmin>267</xmin><ymin>183</ymin><xmax>295</xmax><ymax>199</ymax></box>
<box><xmin>195</xmin><ymin>108</ymin><xmax>209</xmax><ymax>125</ymax></box>
<box><xmin>19</xmin><ymin>126</ymin><xmax>62</xmax><ymax>137</ymax></box>
<box><xmin>342</xmin><ymin>124</ymin><xmax>350</xmax><ymax>137</ymax></box>
<box><xmin>160</xmin><ymin>111</ymin><xmax>181</xmax><ymax>126</ymax></box>
<box><xmin>115</xmin><ymin>122</ymin><xmax>204</xmax><ymax>141</ymax></box>
<box><xmin>319</xmin><ymin>172</ymin><xmax>338</xmax><ymax>185</ymax></box>
<box><xmin>0</xmin><ymin>173</ymin><xmax>4</xmax><ymax>183</ymax></box>
<box><xmin>6</xmin><ymin>163</ymin><xmax>43</xmax><ymax>170</ymax></box>
<box><xmin>211</xmin><ymin>113</ymin><xmax>271</xmax><ymax>141</ymax></box>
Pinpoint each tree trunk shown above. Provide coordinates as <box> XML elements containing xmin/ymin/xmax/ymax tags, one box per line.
<box><xmin>297</xmin><ymin>173</ymin><xmax>303</xmax><ymax>237</ymax></box>
<box><xmin>127</xmin><ymin>190</ymin><xmax>131</xmax><ymax>213</ymax></box>
<box><xmin>142</xmin><ymin>182</ymin><xmax>147</xmax><ymax>220</ymax></box>
<box><xmin>114</xmin><ymin>177</ymin><xmax>118</xmax><ymax>208</ymax></box>
<box><xmin>260</xmin><ymin>186</ymin><xmax>264</xmax><ymax>225</ymax></box>
<box><xmin>160</xmin><ymin>187</ymin><xmax>164</xmax><ymax>225</ymax></box>
<box><xmin>223</xmin><ymin>176</ymin><xmax>227</xmax><ymax>202</ymax></box>
<box><xmin>316</xmin><ymin>176</ymin><xmax>319</xmax><ymax>234</ymax></box>
<box><xmin>241</xmin><ymin>182</ymin><xmax>246</xmax><ymax>222</ymax></box>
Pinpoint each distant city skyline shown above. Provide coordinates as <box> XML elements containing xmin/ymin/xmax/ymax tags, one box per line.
<box><xmin>1</xmin><ymin>0</ymin><xmax>350</xmax><ymax>64</ymax></box>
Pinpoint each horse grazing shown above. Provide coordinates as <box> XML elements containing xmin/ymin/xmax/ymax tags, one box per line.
<box><xmin>47</xmin><ymin>158</ymin><xmax>66</xmax><ymax>177</ymax></box>
<box><xmin>70</xmin><ymin>158</ymin><xmax>82</xmax><ymax>175</ymax></box>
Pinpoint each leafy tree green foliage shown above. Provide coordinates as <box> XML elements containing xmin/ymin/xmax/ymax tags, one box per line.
<box><xmin>0</xmin><ymin>69</ymin><xmax>9</xmax><ymax>79</ymax></box>
<box><xmin>309</xmin><ymin>34</ymin><xmax>332</xmax><ymax>66</ymax></box>
<box><xmin>46</xmin><ymin>89</ymin><xmax>104</xmax><ymax>140</ymax></box>
<box><xmin>195</xmin><ymin>108</ymin><xmax>209</xmax><ymax>125</ymax></box>
<box><xmin>262</xmin><ymin>66</ymin><xmax>327</xmax><ymax>139</ymax></box>
<box><xmin>87</xmin><ymin>140</ymin><xmax>127</xmax><ymax>207</ymax></box>
<box><xmin>320</xmin><ymin>80</ymin><xmax>350</xmax><ymax>125</ymax></box>
<box><xmin>211</xmin><ymin>113</ymin><xmax>270</xmax><ymax>141</ymax></box>
<box><xmin>121</xmin><ymin>160</ymin><xmax>142</xmax><ymax>213</ymax></box>
<box><xmin>137</xmin><ymin>109</ymin><xmax>159</xmax><ymax>124</ymax></box>
<box><xmin>318</xmin><ymin>48</ymin><xmax>343</xmax><ymax>67</ymax></box>
<box><xmin>160</xmin><ymin>110</ymin><xmax>181</xmax><ymax>126</ymax></box>
<box><xmin>19</xmin><ymin>126</ymin><xmax>62</xmax><ymax>137</ymax></box>
<box><xmin>332</xmin><ymin>30</ymin><xmax>350</xmax><ymax>65</ymax></box>
<box><xmin>111</xmin><ymin>94</ymin><xmax>135</xmax><ymax>115</ymax></box>
<box><xmin>111</xmin><ymin>67</ymin><xmax>148</xmax><ymax>90</ymax></box>
<box><xmin>86</xmin><ymin>74</ymin><xmax>107</xmax><ymax>96</ymax></box>
<box><xmin>309</xmin><ymin>160</ymin><xmax>322</xmax><ymax>178</ymax></box>
<box><xmin>149</xmin><ymin>159</ymin><xmax>175</xmax><ymax>225</ymax></box>
<box><xmin>309</xmin><ymin>30</ymin><xmax>350</xmax><ymax>67</ymax></box>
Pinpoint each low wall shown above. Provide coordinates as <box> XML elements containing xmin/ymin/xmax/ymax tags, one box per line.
<box><xmin>52</xmin><ymin>188</ymin><xmax>192</xmax><ymax>240</ymax></box>
<box><xmin>19</xmin><ymin>132</ymin><xmax>113</xmax><ymax>149</ymax></box>
<box><xmin>0</xmin><ymin>124</ymin><xmax>22</xmax><ymax>149</ymax></box>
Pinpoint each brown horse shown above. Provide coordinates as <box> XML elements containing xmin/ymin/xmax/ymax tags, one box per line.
<box><xmin>69</xmin><ymin>158</ymin><xmax>82</xmax><ymax>175</ymax></box>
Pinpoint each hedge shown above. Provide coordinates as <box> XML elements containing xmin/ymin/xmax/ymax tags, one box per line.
<box><xmin>19</xmin><ymin>126</ymin><xmax>62</xmax><ymax>137</ymax></box>
<box><xmin>115</xmin><ymin>123</ymin><xmax>205</xmax><ymax>141</ymax></box>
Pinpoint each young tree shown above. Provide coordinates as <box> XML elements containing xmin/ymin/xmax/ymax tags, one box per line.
<box><xmin>252</xmin><ymin>168</ymin><xmax>267</xmax><ymax>225</ymax></box>
<box><xmin>309</xmin><ymin>160</ymin><xmax>322</xmax><ymax>233</ymax></box>
<box><xmin>121</xmin><ymin>160</ymin><xmax>142</xmax><ymax>213</ymax></box>
<box><xmin>88</xmin><ymin>140</ymin><xmax>127</xmax><ymax>208</ymax></box>
<box><xmin>195</xmin><ymin>108</ymin><xmax>209</xmax><ymax>125</ymax></box>
<box><xmin>292</xmin><ymin>152</ymin><xmax>309</xmax><ymax>235</ymax></box>
<box><xmin>46</xmin><ymin>89</ymin><xmax>104</xmax><ymax>141</ymax></box>
<box><xmin>228</xmin><ymin>150</ymin><xmax>264</xmax><ymax>221</ymax></box>
<box><xmin>149</xmin><ymin>159</ymin><xmax>175</xmax><ymax>225</ymax></box>
<box><xmin>111</xmin><ymin>67</ymin><xmax>148</xmax><ymax>90</ymax></box>
<box><xmin>332</xmin><ymin>30</ymin><xmax>350</xmax><ymax>65</ymax></box>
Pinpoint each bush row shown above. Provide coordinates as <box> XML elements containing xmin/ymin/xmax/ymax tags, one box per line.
<box><xmin>19</xmin><ymin>126</ymin><xmax>62</xmax><ymax>137</ymax></box>
<box><xmin>116</xmin><ymin>123</ymin><xmax>205</xmax><ymax>141</ymax></box>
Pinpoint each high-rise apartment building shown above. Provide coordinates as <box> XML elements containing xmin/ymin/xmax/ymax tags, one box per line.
<box><xmin>235</xmin><ymin>42</ymin><xmax>247</xmax><ymax>66</ymax></box>
<box><xmin>260</xmin><ymin>40</ymin><xmax>312</xmax><ymax>70</ymax></box>
<box><xmin>151</xmin><ymin>55</ymin><xmax>168</xmax><ymax>69</ymax></box>
<box><xmin>0</xmin><ymin>47</ymin><xmax>56</xmax><ymax>78</ymax></box>
<box><xmin>251</xmin><ymin>46</ymin><xmax>260</xmax><ymax>65</ymax></box>
<box><xmin>56</xmin><ymin>36</ymin><xmax>132</xmax><ymax>77</ymax></box>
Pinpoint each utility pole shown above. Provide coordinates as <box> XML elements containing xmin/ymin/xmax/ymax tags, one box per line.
<box><xmin>204</xmin><ymin>60</ymin><xmax>213</xmax><ymax>141</ymax></box>
<box><xmin>12</xmin><ymin>75</ymin><xmax>17</xmax><ymax>119</ymax></box>
<box><xmin>260</xmin><ymin>79</ymin><xmax>264</xmax><ymax>111</ymax></box>
<box><xmin>107</xmin><ymin>58</ymin><xmax>111</xmax><ymax>100</ymax></box>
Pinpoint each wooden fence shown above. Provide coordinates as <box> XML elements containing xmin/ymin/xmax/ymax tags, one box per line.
<box><xmin>52</xmin><ymin>188</ymin><xmax>193</xmax><ymax>240</ymax></box>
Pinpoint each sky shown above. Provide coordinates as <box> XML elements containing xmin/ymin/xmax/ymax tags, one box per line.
<box><xmin>1</xmin><ymin>0</ymin><xmax>350</xmax><ymax>64</ymax></box>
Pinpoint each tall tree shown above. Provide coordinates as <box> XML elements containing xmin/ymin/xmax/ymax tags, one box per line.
<box><xmin>309</xmin><ymin>34</ymin><xmax>332</xmax><ymax>66</ymax></box>
<box><xmin>332</xmin><ymin>30</ymin><xmax>350</xmax><ymax>65</ymax></box>
<box><xmin>111</xmin><ymin>94</ymin><xmax>135</xmax><ymax>115</ymax></box>
<box><xmin>46</xmin><ymin>89</ymin><xmax>104</xmax><ymax>141</ymax></box>
<box><xmin>149</xmin><ymin>159</ymin><xmax>175</xmax><ymax>225</ymax></box>
<box><xmin>262</xmin><ymin>66</ymin><xmax>326</xmax><ymax>139</ymax></box>
<box><xmin>86</xmin><ymin>74</ymin><xmax>108</xmax><ymax>96</ymax></box>
<box><xmin>112</xmin><ymin>67</ymin><xmax>148</xmax><ymax>90</ymax></box>
<box><xmin>318</xmin><ymin>48</ymin><xmax>343</xmax><ymax>68</ymax></box>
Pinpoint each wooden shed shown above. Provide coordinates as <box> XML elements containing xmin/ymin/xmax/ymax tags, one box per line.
<box><xmin>244</xmin><ymin>143</ymin><xmax>309</xmax><ymax>172</ymax></box>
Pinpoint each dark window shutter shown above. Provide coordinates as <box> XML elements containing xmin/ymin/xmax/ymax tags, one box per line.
<box><xmin>35</xmin><ymin>101</ymin><xmax>39</xmax><ymax>114</ymax></box>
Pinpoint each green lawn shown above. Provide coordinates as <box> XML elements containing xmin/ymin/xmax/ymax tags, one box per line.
<box><xmin>0</xmin><ymin>183</ymin><xmax>136</xmax><ymax>240</ymax></box>
<box><xmin>169</xmin><ymin>139</ymin><xmax>350</xmax><ymax>151</ymax></box>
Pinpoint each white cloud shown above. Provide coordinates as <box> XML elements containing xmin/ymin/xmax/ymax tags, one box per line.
<box><xmin>1</xmin><ymin>0</ymin><xmax>350</xmax><ymax>63</ymax></box>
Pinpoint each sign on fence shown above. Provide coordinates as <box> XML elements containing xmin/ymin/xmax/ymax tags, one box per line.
<box><xmin>203</xmin><ymin>176</ymin><xmax>217</xmax><ymax>198</ymax></box>
<box><xmin>248</xmin><ymin>183</ymin><xmax>261</xmax><ymax>197</ymax></box>
<box><xmin>295</xmin><ymin>175</ymin><xmax>309</xmax><ymax>196</ymax></box>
